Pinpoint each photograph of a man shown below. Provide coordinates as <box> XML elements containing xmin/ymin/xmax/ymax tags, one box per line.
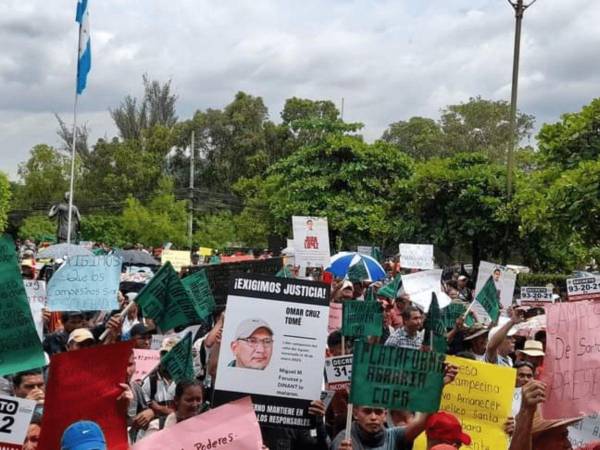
<box><xmin>229</xmin><ymin>318</ymin><xmax>274</xmax><ymax>370</ymax></box>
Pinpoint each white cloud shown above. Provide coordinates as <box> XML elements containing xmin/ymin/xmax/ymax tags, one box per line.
<box><xmin>1</xmin><ymin>0</ymin><xmax>600</xmax><ymax>180</ymax></box>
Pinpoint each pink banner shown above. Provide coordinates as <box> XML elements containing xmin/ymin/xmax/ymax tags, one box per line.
<box><xmin>542</xmin><ymin>302</ymin><xmax>600</xmax><ymax>419</ymax></box>
<box><xmin>133</xmin><ymin>349</ymin><xmax>161</xmax><ymax>382</ymax></box>
<box><xmin>132</xmin><ymin>396</ymin><xmax>262</xmax><ymax>450</ymax></box>
<box><xmin>328</xmin><ymin>303</ymin><xmax>342</xmax><ymax>333</ymax></box>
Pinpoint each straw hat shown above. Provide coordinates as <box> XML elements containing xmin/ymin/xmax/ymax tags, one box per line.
<box><xmin>517</xmin><ymin>340</ymin><xmax>545</xmax><ymax>357</ymax></box>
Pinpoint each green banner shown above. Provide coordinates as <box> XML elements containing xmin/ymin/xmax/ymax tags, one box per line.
<box><xmin>161</xmin><ymin>332</ymin><xmax>194</xmax><ymax>384</ymax></box>
<box><xmin>349</xmin><ymin>341</ymin><xmax>445</xmax><ymax>412</ymax></box>
<box><xmin>377</xmin><ymin>274</ymin><xmax>401</xmax><ymax>300</ymax></box>
<box><xmin>136</xmin><ymin>262</ymin><xmax>204</xmax><ymax>331</ymax></box>
<box><xmin>423</xmin><ymin>293</ymin><xmax>448</xmax><ymax>354</ymax></box>
<box><xmin>442</xmin><ymin>302</ymin><xmax>468</xmax><ymax>329</ymax></box>
<box><xmin>347</xmin><ymin>258</ymin><xmax>369</xmax><ymax>283</ymax></box>
<box><xmin>181</xmin><ymin>269</ymin><xmax>216</xmax><ymax>317</ymax></box>
<box><xmin>0</xmin><ymin>235</ymin><xmax>45</xmax><ymax>376</ymax></box>
<box><xmin>341</xmin><ymin>300</ymin><xmax>383</xmax><ymax>337</ymax></box>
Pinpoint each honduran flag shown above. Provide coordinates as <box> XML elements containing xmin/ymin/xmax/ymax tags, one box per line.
<box><xmin>75</xmin><ymin>0</ymin><xmax>91</xmax><ymax>94</ymax></box>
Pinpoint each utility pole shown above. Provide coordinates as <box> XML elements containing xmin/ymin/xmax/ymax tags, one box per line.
<box><xmin>340</xmin><ymin>97</ymin><xmax>345</xmax><ymax>120</ymax></box>
<box><xmin>506</xmin><ymin>0</ymin><xmax>537</xmax><ymax>198</ymax></box>
<box><xmin>188</xmin><ymin>130</ymin><xmax>195</xmax><ymax>251</ymax></box>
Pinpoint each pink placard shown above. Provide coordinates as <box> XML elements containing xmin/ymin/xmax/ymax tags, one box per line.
<box><xmin>133</xmin><ymin>349</ymin><xmax>161</xmax><ymax>382</ymax></box>
<box><xmin>542</xmin><ymin>302</ymin><xmax>600</xmax><ymax>419</ymax></box>
<box><xmin>328</xmin><ymin>302</ymin><xmax>342</xmax><ymax>333</ymax></box>
<box><xmin>132</xmin><ymin>396</ymin><xmax>262</xmax><ymax>450</ymax></box>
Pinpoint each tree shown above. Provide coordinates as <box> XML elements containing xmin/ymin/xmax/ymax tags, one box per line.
<box><xmin>0</xmin><ymin>172</ymin><xmax>11</xmax><ymax>232</ymax></box>
<box><xmin>80</xmin><ymin>214</ymin><xmax>127</xmax><ymax>247</ymax></box>
<box><xmin>193</xmin><ymin>211</ymin><xmax>238</xmax><ymax>249</ymax></box>
<box><xmin>18</xmin><ymin>215</ymin><xmax>55</xmax><ymax>242</ymax></box>
<box><xmin>55</xmin><ymin>113</ymin><xmax>90</xmax><ymax>164</ymax></box>
<box><xmin>380</xmin><ymin>117</ymin><xmax>445</xmax><ymax>160</ymax></box>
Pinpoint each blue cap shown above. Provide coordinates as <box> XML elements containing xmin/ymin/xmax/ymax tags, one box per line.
<box><xmin>61</xmin><ymin>421</ymin><xmax>106</xmax><ymax>450</ymax></box>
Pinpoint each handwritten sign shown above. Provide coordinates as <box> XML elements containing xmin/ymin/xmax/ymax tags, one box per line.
<box><xmin>519</xmin><ymin>286</ymin><xmax>553</xmax><ymax>306</ymax></box>
<box><xmin>567</xmin><ymin>276</ymin><xmax>600</xmax><ymax>302</ymax></box>
<box><xmin>47</xmin><ymin>255</ymin><xmax>122</xmax><ymax>311</ymax></box>
<box><xmin>324</xmin><ymin>355</ymin><xmax>353</xmax><ymax>391</ymax></box>
<box><xmin>0</xmin><ymin>395</ymin><xmax>36</xmax><ymax>449</ymax></box>
<box><xmin>414</xmin><ymin>355</ymin><xmax>515</xmax><ymax>450</ymax></box>
<box><xmin>133</xmin><ymin>349</ymin><xmax>161</xmax><ymax>382</ymax></box>
<box><xmin>24</xmin><ymin>279</ymin><xmax>46</xmax><ymax>341</ymax></box>
<box><xmin>328</xmin><ymin>302</ymin><xmax>342</xmax><ymax>333</ymax></box>
<box><xmin>0</xmin><ymin>234</ymin><xmax>45</xmax><ymax>377</ymax></box>
<box><xmin>161</xmin><ymin>249</ymin><xmax>191</xmax><ymax>272</ymax></box>
<box><xmin>569</xmin><ymin>413</ymin><xmax>600</xmax><ymax>449</ymax></box>
<box><xmin>402</xmin><ymin>269</ymin><xmax>451</xmax><ymax>312</ymax></box>
<box><xmin>131</xmin><ymin>396</ymin><xmax>262</xmax><ymax>450</ymax></box>
<box><xmin>542</xmin><ymin>301</ymin><xmax>600</xmax><ymax>419</ymax></box>
<box><xmin>341</xmin><ymin>301</ymin><xmax>383</xmax><ymax>337</ymax></box>
<box><xmin>399</xmin><ymin>243</ymin><xmax>434</xmax><ymax>270</ymax></box>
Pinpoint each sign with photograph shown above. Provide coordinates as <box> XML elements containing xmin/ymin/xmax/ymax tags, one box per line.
<box><xmin>292</xmin><ymin>216</ymin><xmax>331</xmax><ymax>278</ymax></box>
<box><xmin>474</xmin><ymin>261</ymin><xmax>516</xmax><ymax>310</ymax></box>
<box><xmin>213</xmin><ymin>274</ymin><xmax>330</xmax><ymax>428</ymax></box>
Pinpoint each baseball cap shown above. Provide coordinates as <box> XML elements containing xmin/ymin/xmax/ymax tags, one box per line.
<box><xmin>67</xmin><ymin>328</ymin><xmax>95</xmax><ymax>345</ymax></box>
<box><xmin>61</xmin><ymin>420</ymin><xmax>106</xmax><ymax>450</ymax></box>
<box><xmin>234</xmin><ymin>319</ymin><xmax>273</xmax><ymax>340</ymax></box>
<box><xmin>426</xmin><ymin>412</ymin><xmax>471</xmax><ymax>445</ymax></box>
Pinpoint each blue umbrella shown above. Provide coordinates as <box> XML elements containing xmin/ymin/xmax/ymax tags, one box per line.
<box><xmin>326</xmin><ymin>252</ymin><xmax>386</xmax><ymax>281</ymax></box>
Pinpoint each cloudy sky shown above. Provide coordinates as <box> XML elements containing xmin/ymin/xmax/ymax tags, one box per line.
<box><xmin>1</xmin><ymin>0</ymin><xmax>599</xmax><ymax>180</ymax></box>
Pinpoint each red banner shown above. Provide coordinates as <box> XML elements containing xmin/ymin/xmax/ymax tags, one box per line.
<box><xmin>38</xmin><ymin>341</ymin><xmax>133</xmax><ymax>450</ymax></box>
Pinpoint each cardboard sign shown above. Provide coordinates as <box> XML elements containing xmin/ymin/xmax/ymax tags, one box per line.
<box><xmin>401</xmin><ymin>269</ymin><xmax>451</xmax><ymax>312</ymax></box>
<box><xmin>414</xmin><ymin>355</ymin><xmax>515</xmax><ymax>450</ymax></box>
<box><xmin>47</xmin><ymin>255</ymin><xmax>122</xmax><ymax>311</ymax></box>
<box><xmin>161</xmin><ymin>249</ymin><xmax>191</xmax><ymax>272</ymax></box>
<box><xmin>349</xmin><ymin>342</ymin><xmax>445</xmax><ymax>412</ymax></box>
<box><xmin>24</xmin><ymin>279</ymin><xmax>46</xmax><ymax>341</ymax></box>
<box><xmin>324</xmin><ymin>355</ymin><xmax>353</xmax><ymax>391</ymax></box>
<box><xmin>399</xmin><ymin>243</ymin><xmax>434</xmax><ymax>270</ymax></box>
<box><xmin>0</xmin><ymin>395</ymin><xmax>36</xmax><ymax>450</ymax></box>
<box><xmin>569</xmin><ymin>413</ymin><xmax>600</xmax><ymax>449</ymax></box>
<box><xmin>292</xmin><ymin>216</ymin><xmax>331</xmax><ymax>278</ymax></box>
<box><xmin>133</xmin><ymin>349</ymin><xmax>161</xmax><ymax>382</ymax></box>
<box><xmin>150</xmin><ymin>334</ymin><xmax>165</xmax><ymax>350</ymax></box>
<box><xmin>0</xmin><ymin>235</ymin><xmax>45</xmax><ymax>377</ymax></box>
<box><xmin>356</xmin><ymin>246</ymin><xmax>373</xmax><ymax>255</ymax></box>
<box><xmin>542</xmin><ymin>302</ymin><xmax>600</xmax><ymax>419</ymax></box>
<box><xmin>214</xmin><ymin>275</ymin><xmax>330</xmax><ymax>428</ymax></box>
<box><xmin>341</xmin><ymin>301</ymin><xmax>383</xmax><ymax>337</ymax></box>
<box><xmin>519</xmin><ymin>286</ymin><xmax>553</xmax><ymax>305</ymax></box>
<box><xmin>132</xmin><ymin>397</ymin><xmax>262</xmax><ymax>450</ymax></box>
<box><xmin>567</xmin><ymin>276</ymin><xmax>600</xmax><ymax>302</ymax></box>
<box><xmin>328</xmin><ymin>302</ymin><xmax>342</xmax><ymax>333</ymax></box>
<box><xmin>474</xmin><ymin>261</ymin><xmax>516</xmax><ymax>310</ymax></box>
<box><xmin>38</xmin><ymin>341</ymin><xmax>133</xmax><ymax>450</ymax></box>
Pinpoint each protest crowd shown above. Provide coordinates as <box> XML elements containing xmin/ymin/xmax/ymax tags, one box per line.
<box><xmin>1</xmin><ymin>228</ymin><xmax>600</xmax><ymax>450</ymax></box>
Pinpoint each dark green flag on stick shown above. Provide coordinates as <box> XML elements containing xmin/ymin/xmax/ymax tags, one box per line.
<box><xmin>378</xmin><ymin>274</ymin><xmax>401</xmax><ymax>300</ymax></box>
<box><xmin>349</xmin><ymin>341</ymin><xmax>445</xmax><ymax>412</ymax></box>
<box><xmin>161</xmin><ymin>332</ymin><xmax>194</xmax><ymax>384</ymax></box>
<box><xmin>347</xmin><ymin>257</ymin><xmax>370</xmax><ymax>283</ymax></box>
<box><xmin>441</xmin><ymin>302</ymin><xmax>467</xmax><ymax>329</ymax></box>
<box><xmin>423</xmin><ymin>293</ymin><xmax>448</xmax><ymax>354</ymax></box>
<box><xmin>181</xmin><ymin>269</ymin><xmax>216</xmax><ymax>316</ymax></box>
<box><xmin>341</xmin><ymin>300</ymin><xmax>383</xmax><ymax>337</ymax></box>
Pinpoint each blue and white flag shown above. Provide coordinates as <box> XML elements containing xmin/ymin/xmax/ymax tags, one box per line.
<box><xmin>75</xmin><ymin>0</ymin><xmax>91</xmax><ymax>94</ymax></box>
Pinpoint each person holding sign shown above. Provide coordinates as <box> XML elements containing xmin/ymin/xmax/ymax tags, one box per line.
<box><xmin>425</xmin><ymin>412</ymin><xmax>471</xmax><ymax>448</ymax></box>
<box><xmin>384</xmin><ymin>305</ymin><xmax>424</xmax><ymax>350</ymax></box>
<box><xmin>228</xmin><ymin>318</ymin><xmax>274</xmax><ymax>370</ymax></box>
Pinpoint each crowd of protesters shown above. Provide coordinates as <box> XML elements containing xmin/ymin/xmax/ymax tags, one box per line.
<box><xmin>3</xmin><ymin>238</ymin><xmax>596</xmax><ymax>450</ymax></box>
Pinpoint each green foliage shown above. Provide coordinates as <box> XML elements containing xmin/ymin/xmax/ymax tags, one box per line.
<box><xmin>0</xmin><ymin>172</ymin><xmax>11</xmax><ymax>232</ymax></box>
<box><xmin>193</xmin><ymin>211</ymin><xmax>237</xmax><ymax>249</ymax></box>
<box><xmin>17</xmin><ymin>215</ymin><xmax>55</xmax><ymax>242</ymax></box>
<box><xmin>80</xmin><ymin>214</ymin><xmax>126</xmax><ymax>246</ymax></box>
<box><xmin>380</xmin><ymin>117</ymin><xmax>445</xmax><ymax>160</ymax></box>
<box><xmin>516</xmin><ymin>273</ymin><xmax>570</xmax><ymax>290</ymax></box>
<box><xmin>121</xmin><ymin>179</ymin><xmax>188</xmax><ymax>247</ymax></box>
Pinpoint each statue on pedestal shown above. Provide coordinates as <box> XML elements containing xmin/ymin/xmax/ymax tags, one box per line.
<box><xmin>48</xmin><ymin>192</ymin><xmax>81</xmax><ymax>243</ymax></box>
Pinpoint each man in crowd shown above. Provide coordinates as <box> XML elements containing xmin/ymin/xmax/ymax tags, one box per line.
<box><xmin>66</xmin><ymin>328</ymin><xmax>96</xmax><ymax>351</ymax></box>
<box><xmin>43</xmin><ymin>311</ymin><xmax>86</xmax><ymax>355</ymax></box>
<box><xmin>385</xmin><ymin>305</ymin><xmax>424</xmax><ymax>349</ymax></box>
<box><xmin>142</xmin><ymin>337</ymin><xmax>177</xmax><ymax>428</ymax></box>
<box><xmin>130</xmin><ymin>323</ymin><xmax>153</xmax><ymax>350</ymax></box>
<box><xmin>13</xmin><ymin>370</ymin><xmax>45</xmax><ymax>404</ymax></box>
<box><xmin>425</xmin><ymin>412</ymin><xmax>471</xmax><ymax>449</ymax></box>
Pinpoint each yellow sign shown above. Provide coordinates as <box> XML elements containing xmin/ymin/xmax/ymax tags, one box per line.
<box><xmin>414</xmin><ymin>355</ymin><xmax>515</xmax><ymax>450</ymax></box>
<box><xmin>198</xmin><ymin>247</ymin><xmax>213</xmax><ymax>257</ymax></box>
<box><xmin>161</xmin><ymin>250</ymin><xmax>191</xmax><ymax>272</ymax></box>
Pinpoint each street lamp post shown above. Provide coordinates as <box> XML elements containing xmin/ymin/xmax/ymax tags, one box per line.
<box><xmin>506</xmin><ymin>0</ymin><xmax>537</xmax><ymax>198</ymax></box>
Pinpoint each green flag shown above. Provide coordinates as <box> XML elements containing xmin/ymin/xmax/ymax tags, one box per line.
<box><xmin>349</xmin><ymin>341</ymin><xmax>445</xmax><ymax>412</ymax></box>
<box><xmin>136</xmin><ymin>262</ymin><xmax>204</xmax><ymax>331</ymax></box>
<box><xmin>423</xmin><ymin>293</ymin><xmax>448</xmax><ymax>354</ymax></box>
<box><xmin>161</xmin><ymin>332</ymin><xmax>194</xmax><ymax>383</ymax></box>
<box><xmin>347</xmin><ymin>257</ymin><xmax>369</xmax><ymax>283</ymax></box>
<box><xmin>371</xmin><ymin>246</ymin><xmax>382</xmax><ymax>263</ymax></box>
<box><xmin>471</xmin><ymin>276</ymin><xmax>501</xmax><ymax>323</ymax></box>
<box><xmin>275</xmin><ymin>265</ymin><xmax>293</xmax><ymax>278</ymax></box>
<box><xmin>377</xmin><ymin>274</ymin><xmax>401</xmax><ymax>300</ymax></box>
<box><xmin>181</xmin><ymin>269</ymin><xmax>216</xmax><ymax>317</ymax></box>
<box><xmin>364</xmin><ymin>286</ymin><xmax>376</xmax><ymax>302</ymax></box>
<box><xmin>341</xmin><ymin>300</ymin><xmax>383</xmax><ymax>337</ymax></box>
<box><xmin>441</xmin><ymin>302</ymin><xmax>468</xmax><ymax>329</ymax></box>
<box><xmin>0</xmin><ymin>235</ymin><xmax>45</xmax><ymax>376</ymax></box>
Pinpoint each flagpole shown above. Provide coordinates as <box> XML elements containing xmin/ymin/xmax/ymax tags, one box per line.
<box><xmin>66</xmin><ymin>93</ymin><xmax>79</xmax><ymax>246</ymax></box>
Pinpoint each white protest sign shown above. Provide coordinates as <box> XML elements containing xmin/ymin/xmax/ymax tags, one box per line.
<box><xmin>567</xmin><ymin>276</ymin><xmax>600</xmax><ymax>302</ymax></box>
<box><xmin>292</xmin><ymin>216</ymin><xmax>331</xmax><ymax>279</ymax></box>
<box><xmin>357</xmin><ymin>246</ymin><xmax>372</xmax><ymax>255</ymax></box>
<box><xmin>0</xmin><ymin>395</ymin><xmax>36</xmax><ymax>448</ymax></box>
<box><xmin>569</xmin><ymin>413</ymin><xmax>600</xmax><ymax>448</ymax></box>
<box><xmin>474</xmin><ymin>261</ymin><xmax>516</xmax><ymax>309</ymax></box>
<box><xmin>401</xmin><ymin>269</ymin><xmax>451</xmax><ymax>312</ymax></box>
<box><xmin>24</xmin><ymin>280</ymin><xmax>46</xmax><ymax>341</ymax></box>
<box><xmin>399</xmin><ymin>243</ymin><xmax>434</xmax><ymax>270</ymax></box>
<box><xmin>150</xmin><ymin>335</ymin><xmax>165</xmax><ymax>350</ymax></box>
<box><xmin>324</xmin><ymin>355</ymin><xmax>353</xmax><ymax>391</ymax></box>
<box><xmin>519</xmin><ymin>286</ymin><xmax>553</xmax><ymax>306</ymax></box>
<box><xmin>214</xmin><ymin>275</ymin><xmax>330</xmax><ymax>428</ymax></box>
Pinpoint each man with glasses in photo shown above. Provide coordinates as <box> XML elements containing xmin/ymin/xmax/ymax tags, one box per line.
<box><xmin>229</xmin><ymin>319</ymin><xmax>274</xmax><ymax>370</ymax></box>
